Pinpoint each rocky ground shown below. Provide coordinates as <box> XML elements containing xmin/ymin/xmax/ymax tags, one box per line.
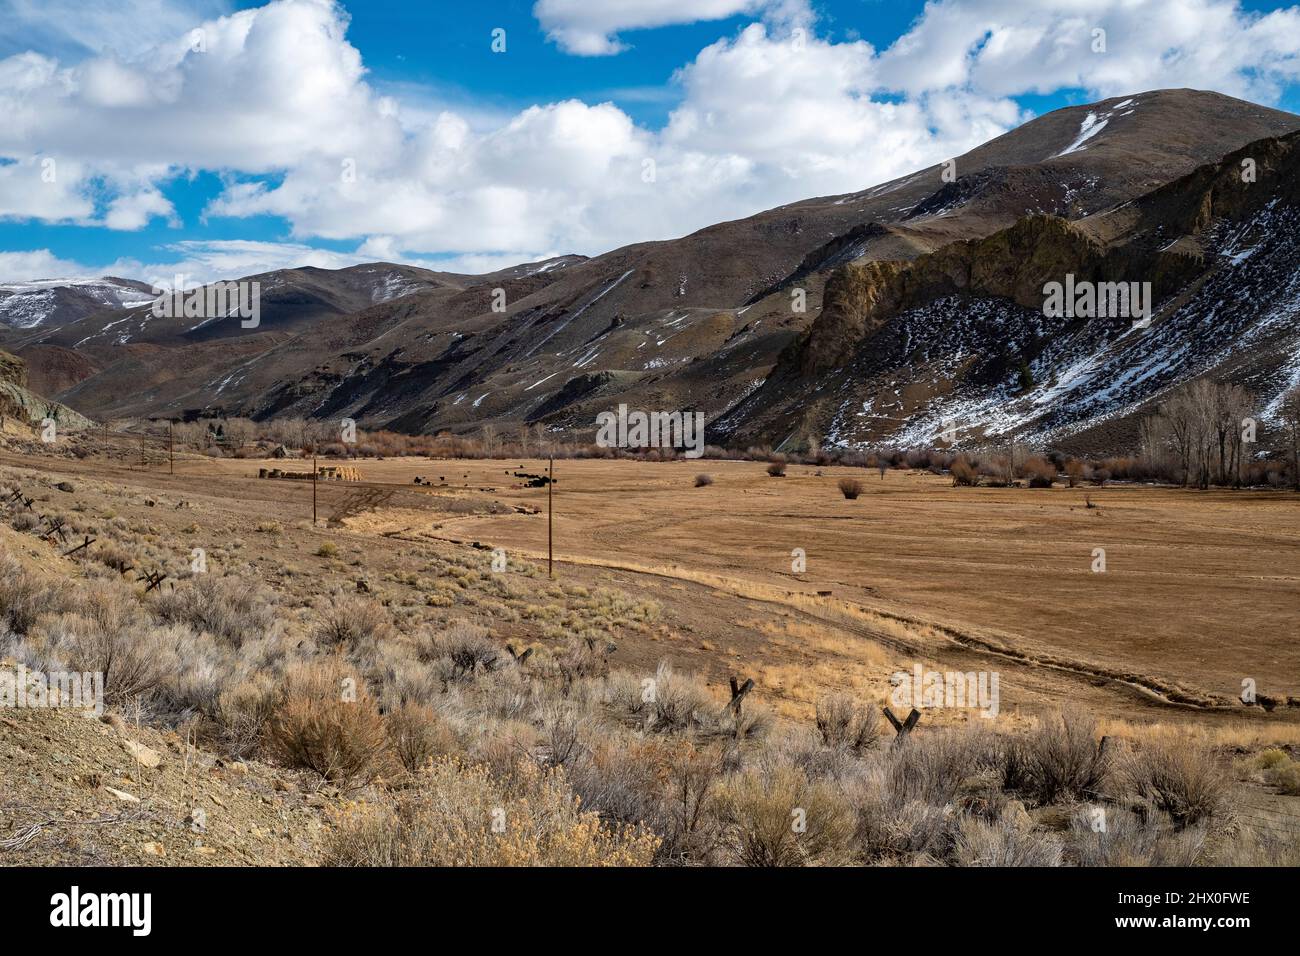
<box><xmin>0</xmin><ymin>704</ymin><xmax>327</xmax><ymax>866</ymax></box>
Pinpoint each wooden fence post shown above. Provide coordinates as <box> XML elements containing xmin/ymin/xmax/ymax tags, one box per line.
<box><xmin>724</xmin><ymin>677</ymin><xmax>755</xmax><ymax>717</ymax></box>
<box><xmin>882</xmin><ymin>706</ymin><xmax>922</xmax><ymax>741</ymax></box>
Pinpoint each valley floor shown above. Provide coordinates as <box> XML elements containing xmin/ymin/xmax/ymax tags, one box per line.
<box><xmin>4</xmin><ymin>449</ymin><xmax>1298</xmax><ymax>730</ymax></box>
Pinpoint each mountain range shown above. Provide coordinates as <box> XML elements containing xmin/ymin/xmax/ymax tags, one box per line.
<box><xmin>5</xmin><ymin>88</ymin><xmax>1300</xmax><ymax>453</ymax></box>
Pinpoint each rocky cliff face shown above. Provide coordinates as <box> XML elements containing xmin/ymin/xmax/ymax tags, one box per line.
<box><xmin>717</xmin><ymin>127</ymin><xmax>1300</xmax><ymax>452</ymax></box>
<box><xmin>1</xmin><ymin>349</ymin><xmax>28</xmax><ymax>388</ymax></box>
<box><xmin>0</xmin><ymin>348</ymin><xmax>95</xmax><ymax>432</ymax></box>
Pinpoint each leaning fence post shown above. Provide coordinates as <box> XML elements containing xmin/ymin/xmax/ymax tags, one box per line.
<box><xmin>882</xmin><ymin>706</ymin><xmax>921</xmax><ymax>742</ymax></box>
<box><xmin>505</xmin><ymin>644</ymin><xmax>534</xmax><ymax>665</ymax></box>
<box><xmin>724</xmin><ymin>677</ymin><xmax>754</xmax><ymax>717</ymax></box>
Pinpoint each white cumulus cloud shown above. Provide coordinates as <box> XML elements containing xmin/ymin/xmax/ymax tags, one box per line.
<box><xmin>532</xmin><ymin>0</ymin><xmax>809</xmax><ymax>56</ymax></box>
<box><xmin>1</xmin><ymin>0</ymin><xmax>1299</xmax><ymax>281</ymax></box>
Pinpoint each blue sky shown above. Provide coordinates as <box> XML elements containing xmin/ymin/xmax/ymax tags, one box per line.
<box><xmin>1</xmin><ymin>0</ymin><xmax>1299</xmax><ymax>284</ymax></box>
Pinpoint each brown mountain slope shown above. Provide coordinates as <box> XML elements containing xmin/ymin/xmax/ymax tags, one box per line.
<box><xmin>720</xmin><ymin>125</ymin><xmax>1300</xmax><ymax>451</ymax></box>
<box><xmin>18</xmin><ymin>90</ymin><xmax>1300</xmax><ymax>446</ymax></box>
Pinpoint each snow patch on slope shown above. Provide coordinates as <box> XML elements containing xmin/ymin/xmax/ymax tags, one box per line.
<box><xmin>0</xmin><ymin>278</ymin><xmax>153</xmax><ymax>329</ymax></box>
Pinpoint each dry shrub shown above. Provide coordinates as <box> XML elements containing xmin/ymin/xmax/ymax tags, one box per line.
<box><xmin>1251</xmin><ymin>748</ymin><xmax>1290</xmax><ymax>771</ymax></box>
<box><xmin>467</xmin><ymin>719</ymin><xmax>542</xmax><ymax>782</ymax></box>
<box><xmin>782</xmin><ymin>729</ymin><xmax>862</xmax><ymax>781</ymax></box>
<box><xmin>606</xmin><ymin>662</ymin><xmax>712</xmax><ymax>734</ymax></box>
<box><xmin>953</xmin><ymin>817</ymin><xmax>1063</xmax><ymax>866</ymax></box>
<box><xmin>815</xmin><ymin>693</ymin><xmax>880</xmax><ymax>753</ymax></box>
<box><xmin>647</xmin><ymin>664</ymin><xmax>714</xmax><ymax>734</ymax></box>
<box><xmin>1003</xmin><ymin>710</ymin><xmax>1112</xmax><ymax>805</ymax></box>
<box><xmin>848</xmin><ymin>727</ymin><xmax>1005</xmax><ymax>864</ymax></box>
<box><xmin>1270</xmin><ymin>764</ymin><xmax>1300</xmax><ymax>796</ymax></box>
<box><xmin>1021</xmin><ymin>456</ymin><xmax>1057</xmax><ymax>487</ymax></box>
<box><xmin>766</xmin><ymin>459</ymin><xmax>787</xmax><ymax>478</ymax></box>
<box><xmin>538</xmin><ymin>700</ymin><xmax>590</xmax><ymax>767</ymax></box>
<box><xmin>365</xmin><ymin>639</ymin><xmax>441</xmax><ymax>707</ymax></box>
<box><xmin>70</xmin><ymin>580</ymin><xmax>139</xmax><ymax>634</ymax></box>
<box><xmin>417</xmin><ymin>621</ymin><xmax>501</xmax><ymax>683</ymax></box>
<box><xmin>1118</xmin><ymin>737</ymin><xmax>1228</xmax><ymax>827</ymax></box>
<box><xmin>837</xmin><ymin>477</ymin><xmax>863</xmax><ymax>499</ymax></box>
<box><xmin>882</xmin><ymin>800</ymin><xmax>962</xmax><ymax>862</ymax></box>
<box><xmin>556</xmin><ymin>635</ymin><xmax>614</xmax><ymax>686</ymax></box>
<box><xmin>850</xmin><ymin>765</ymin><xmax>960</xmax><ymax>863</ymax></box>
<box><xmin>1064</xmin><ymin>459</ymin><xmax>1085</xmax><ymax>488</ymax></box>
<box><xmin>444</xmin><ymin>627</ymin><xmax>501</xmax><ymax>678</ymax></box>
<box><xmin>214</xmin><ymin>674</ymin><xmax>279</xmax><ymax>758</ymax></box>
<box><xmin>1213</xmin><ymin>821</ymin><xmax>1300</xmax><ymax>866</ymax></box>
<box><xmin>267</xmin><ymin>656</ymin><xmax>390</xmax><ymax>788</ymax></box>
<box><xmin>30</xmin><ymin>606</ymin><xmax>165</xmax><ymax>708</ymax></box>
<box><xmin>94</xmin><ymin>541</ymin><xmax>135</xmax><ymax>573</ymax></box>
<box><xmin>460</xmin><ymin>664</ymin><xmax>539</xmax><ymax>724</ymax></box>
<box><xmin>567</xmin><ymin>737</ymin><xmax>675</xmax><ymax>833</ymax></box>
<box><xmin>950</xmin><ymin>456</ymin><xmax>979</xmax><ymax>486</ymax></box>
<box><xmin>147</xmin><ymin>623</ymin><xmax>231</xmax><ymax>717</ymax></box>
<box><xmin>387</xmin><ymin>702</ymin><xmax>459</xmax><ymax>773</ymax></box>
<box><xmin>154</xmin><ymin>574</ymin><xmax>276</xmax><ymax>646</ymax></box>
<box><xmin>313</xmin><ymin>595</ymin><xmax>394</xmax><ymax>649</ymax></box>
<box><xmin>659</xmin><ymin>743</ymin><xmax>724</xmax><ymax>864</ymax></box>
<box><xmin>0</xmin><ymin>556</ymin><xmax>69</xmax><ymax>634</ymax></box>
<box><xmin>694</xmin><ymin>473</ymin><xmax>714</xmax><ymax>487</ymax></box>
<box><xmin>717</xmin><ymin>700</ymin><xmax>773</xmax><ymax>741</ymax></box>
<box><xmin>713</xmin><ymin>761</ymin><xmax>855</xmax><ymax>866</ymax></box>
<box><xmin>10</xmin><ymin>512</ymin><xmax>39</xmax><ymax>532</ymax></box>
<box><xmin>1067</xmin><ymin>806</ymin><xmax>1206</xmax><ymax>866</ymax></box>
<box><xmin>1248</xmin><ymin>749</ymin><xmax>1300</xmax><ymax>795</ymax></box>
<box><xmin>887</xmin><ymin>728</ymin><xmax>1003</xmax><ymax>808</ymax></box>
<box><xmin>65</xmin><ymin>621</ymin><xmax>167</xmax><ymax>707</ymax></box>
<box><xmin>325</xmin><ymin>756</ymin><xmax>659</xmax><ymax>866</ymax></box>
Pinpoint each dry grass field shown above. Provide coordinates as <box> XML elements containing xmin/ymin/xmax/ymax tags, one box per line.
<box><xmin>13</xmin><ymin>449</ymin><xmax>1297</xmax><ymax>729</ymax></box>
<box><xmin>266</xmin><ymin>455</ymin><xmax>1300</xmax><ymax>719</ymax></box>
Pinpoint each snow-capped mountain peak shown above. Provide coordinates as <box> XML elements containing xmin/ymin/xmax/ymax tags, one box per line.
<box><xmin>0</xmin><ymin>277</ymin><xmax>156</xmax><ymax>330</ymax></box>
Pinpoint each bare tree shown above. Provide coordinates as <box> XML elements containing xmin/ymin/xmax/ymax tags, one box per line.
<box><xmin>1158</xmin><ymin>380</ymin><xmax>1256</xmax><ymax>488</ymax></box>
<box><xmin>532</xmin><ymin>422</ymin><xmax>551</xmax><ymax>460</ymax></box>
<box><xmin>1161</xmin><ymin>389</ymin><xmax>1195</xmax><ymax>486</ymax></box>
<box><xmin>1138</xmin><ymin>413</ymin><xmax>1173</xmax><ymax>478</ymax></box>
<box><xmin>1216</xmin><ymin>385</ymin><xmax>1254</xmax><ymax>487</ymax></box>
<box><xmin>222</xmin><ymin>417</ymin><xmax>257</xmax><ymax>450</ymax></box>
<box><xmin>173</xmin><ymin>420</ymin><xmax>207</xmax><ymax>450</ymax></box>
<box><xmin>1281</xmin><ymin>384</ymin><xmax>1300</xmax><ymax>491</ymax></box>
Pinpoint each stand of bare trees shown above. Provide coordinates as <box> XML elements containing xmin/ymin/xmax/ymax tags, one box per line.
<box><xmin>1146</xmin><ymin>381</ymin><xmax>1256</xmax><ymax>488</ymax></box>
<box><xmin>1282</xmin><ymin>384</ymin><xmax>1300</xmax><ymax>491</ymax></box>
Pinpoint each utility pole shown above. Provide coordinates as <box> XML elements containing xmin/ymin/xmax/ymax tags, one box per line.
<box><xmin>312</xmin><ymin>454</ymin><xmax>318</xmax><ymax>526</ymax></box>
<box><xmin>140</xmin><ymin>434</ymin><xmax>145</xmax><ymax>469</ymax></box>
<box><xmin>103</xmin><ymin>422</ymin><xmax>108</xmax><ymax>459</ymax></box>
<box><xmin>548</xmin><ymin>453</ymin><xmax>554</xmax><ymax>579</ymax></box>
<box><xmin>168</xmin><ymin>420</ymin><xmax>174</xmax><ymax>475</ymax></box>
